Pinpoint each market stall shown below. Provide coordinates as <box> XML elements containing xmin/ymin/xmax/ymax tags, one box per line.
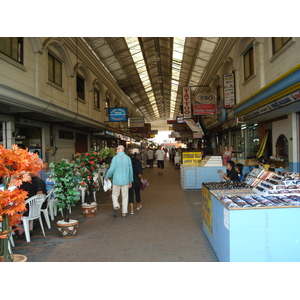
<box><xmin>180</xmin><ymin>155</ymin><xmax>226</xmax><ymax>190</ymax></box>
<box><xmin>202</xmin><ymin>169</ymin><xmax>300</xmax><ymax>262</ymax></box>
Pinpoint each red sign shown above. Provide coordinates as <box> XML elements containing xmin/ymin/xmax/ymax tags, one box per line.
<box><xmin>182</xmin><ymin>87</ymin><xmax>191</xmax><ymax>118</ymax></box>
<box><xmin>194</xmin><ymin>104</ymin><xmax>216</xmax><ymax>115</ymax></box>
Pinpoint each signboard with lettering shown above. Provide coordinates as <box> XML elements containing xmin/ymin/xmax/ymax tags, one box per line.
<box><xmin>176</xmin><ymin>116</ymin><xmax>185</xmax><ymax>123</ymax></box>
<box><xmin>223</xmin><ymin>73</ymin><xmax>235</xmax><ymax>108</ymax></box>
<box><xmin>182</xmin><ymin>87</ymin><xmax>192</xmax><ymax>118</ymax></box>
<box><xmin>195</xmin><ymin>93</ymin><xmax>217</xmax><ymax>103</ymax></box>
<box><xmin>128</xmin><ymin>116</ymin><xmax>144</xmax><ymax>128</ymax></box>
<box><xmin>202</xmin><ymin>185</ymin><xmax>213</xmax><ymax>235</ymax></box>
<box><xmin>129</xmin><ymin>123</ymin><xmax>151</xmax><ymax>133</ymax></box>
<box><xmin>109</xmin><ymin>107</ymin><xmax>127</xmax><ymax>122</ymax></box>
<box><xmin>237</xmin><ymin>89</ymin><xmax>300</xmax><ymax>121</ymax></box>
<box><xmin>194</xmin><ymin>104</ymin><xmax>216</xmax><ymax>115</ymax></box>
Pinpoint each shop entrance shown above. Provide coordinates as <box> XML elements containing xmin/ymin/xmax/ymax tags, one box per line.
<box><xmin>75</xmin><ymin>133</ymin><xmax>88</xmax><ymax>153</ymax></box>
<box><xmin>275</xmin><ymin>134</ymin><xmax>288</xmax><ymax>160</ymax></box>
<box><xmin>15</xmin><ymin>125</ymin><xmax>42</xmax><ymax>157</ymax></box>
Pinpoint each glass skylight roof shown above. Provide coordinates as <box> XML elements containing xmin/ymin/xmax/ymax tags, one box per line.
<box><xmin>125</xmin><ymin>37</ymin><xmax>159</xmax><ymax>119</ymax></box>
<box><xmin>170</xmin><ymin>37</ymin><xmax>185</xmax><ymax>118</ymax></box>
<box><xmin>125</xmin><ymin>37</ymin><xmax>186</xmax><ymax>120</ymax></box>
<box><xmin>124</xmin><ymin>37</ymin><xmax>219</xmax><ymax>121</ymax></box>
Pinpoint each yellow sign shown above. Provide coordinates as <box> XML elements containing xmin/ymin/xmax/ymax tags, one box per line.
<box><xmin>202</xmin><ymin>186</ymin><xmax>213</xmax><ymax>235</ymax></box>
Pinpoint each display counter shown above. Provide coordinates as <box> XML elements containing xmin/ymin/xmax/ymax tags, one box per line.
<box><xmin>180</xmin><ymin>165</ymin><xmax>226</xmax><ymax>190</ymax></box>
<box><xmin>202</xmin><ymin>171</ymin><xmax>300</xmax><ymax>262</ymax></box>
<box><xmin>180</xmin><ymin>156</ymin><xmax>226</xmax><ymax>190</ymax></box>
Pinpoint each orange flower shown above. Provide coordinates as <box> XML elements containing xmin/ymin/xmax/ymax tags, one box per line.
<box><xmin>0</xmin><ymin>144</ymin><xmax>42</xmax><ymax>239</ymax></box>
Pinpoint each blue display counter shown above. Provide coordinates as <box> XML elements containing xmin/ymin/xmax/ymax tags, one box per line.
<box><xmin>180</xmin><ymin>165</ymin><xmax>226</xmax><ymax>190</ymax></box>
<box><xmin>202</xmin><ymin>185</ymin><xmax>300</xmax><ymax>262</ymax></box>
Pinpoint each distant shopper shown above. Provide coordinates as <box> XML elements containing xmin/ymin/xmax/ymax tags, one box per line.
<box><xmin>256</xmin><ymin>156</ymin><xmax>270</xmax><ymax>170</ymax></box>
<box><xmin>39</xmin><ymin>161</ymin><xmax>50</xmax><ymax>182</ymax></box>
<box><xmin>223</xmin><ymin>160</ymin><xmax>239</xmax><ymax>182</ymax></box>
<box><xmin>141</xmin><ymin>147</ymin><xmax>148</xmax><ymax>167</ymax></box>
<box><xmin>129</xmin><ymin>149</ymin><xmax>143</xmax><ymax>214</ymax></box>
<box><xmin>222</xmin><ymin>146</ymin><xmax>232</xmax><ymax>166</ymax></box>
<box><xmin>147</xmin><ymin>148</ymin><xmax>154</xmax><ymax>168</ymax></box>
<box><xmin>155</xmin><ymin>146</ymin><xmax>166</xmax><ymax>175</ymax></box>
<box><xmin>105</xmin><ymin>145</ymin><xmax>133</xmax><ymax>218</ymax></box>
<box><xmin>33</xmin><ymin>150</ymin><xmax>40</xmax><ymax>157</ymax></box>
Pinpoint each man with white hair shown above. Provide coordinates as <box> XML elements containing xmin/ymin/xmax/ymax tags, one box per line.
<box><xmin>104</xmin><ymin>145</ymin><xmax>133</xmax><ymax>217</ymax></box>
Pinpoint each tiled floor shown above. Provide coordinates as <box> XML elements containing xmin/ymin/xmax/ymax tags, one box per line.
<box><xmin>12</xmin><ymin>159</ymin><xmax>218</xmax><ymax>262</ymax></box>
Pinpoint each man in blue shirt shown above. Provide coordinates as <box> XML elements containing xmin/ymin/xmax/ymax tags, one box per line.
<box><xmin>105</xmin><ymin>145</ymin><xmax>133</xmax><ymax>217</ymax></box>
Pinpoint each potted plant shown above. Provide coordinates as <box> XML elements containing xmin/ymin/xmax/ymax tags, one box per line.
<box><xmin>99</xmin><ymin>148</ymin><xmax>116</xmax><ymax>166</ymax></box>
<box><xmin>73</xmin><ymin>151</ymin><xmax>103</xmax><ymax>217</ymax></box>
<box><xmin>0</xmin><ymin>144</ymin><xmax>43</xmax><ymax>262</ymax></box>
<box><xmin>50</xmin><ymin>159</ymin><xmax>80</xmax><ymax>238</ymax></box>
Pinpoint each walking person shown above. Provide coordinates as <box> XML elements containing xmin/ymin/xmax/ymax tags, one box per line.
<box><xmin>104</xmin><ymin>145</ymin><xmax>133</xmax><ymax>218</ymax></box>
<box><xmin>155</xmin><ymin>146</ymin><xmax>166</xmax><ymax>175</ymax></box>
<box><xmin>129</xmin><ymin>149</ymin><xmax>143</xmax><ymax>214</ymax></box>
<box><xmin>147</xmin><ymin>147</ymin><xmax>154</xmax><ymax>168</ymax></box>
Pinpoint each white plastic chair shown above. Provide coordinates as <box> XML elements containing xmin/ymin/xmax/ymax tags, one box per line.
<box><xmin>79</xmin><ymin>184</ymin><xmax>87</xmax><ymax>204</ymax></box>
<box><xmin>48</xmin><ymin>188</ymin><xmax>58</xmax><ymax>221</ymax></box>
<box><xmin>79</xmin><ymin>180</ymin><xmax>96</xmax><ymax>203</ymax></box>
<box><xmin>40</xmin><ymin>189</ymin><xmax>53</xmax><ymax>229</ymax></box>
<box><xmin>21</xmin><ymin>194</ymin><xmax>46</xmax><ymax>242</ymax></box>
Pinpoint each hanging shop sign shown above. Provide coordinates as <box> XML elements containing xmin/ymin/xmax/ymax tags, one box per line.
<box><xmin>150</xmin><ymin>130</ymin><xmax>158</xmax><ymax>135</ymax></box>
<box><xmin>109</xmin><ymin>107</ymin><xmax>127</xmax><ymax>122</ymax></box>
<box><xmin>128</xmin><ymin>116</ymin><xmax>144</xmax><ymax>128</ymax></box>
<box><xmin>167</xmin><ymin>119</ymin><xmax>177</xmax><ymax>124</ymax></box>
<box><xmin>172</xmin><ymin>123</ymin><xmax>189</xmax><ymax>132</ymax></box>
<box><xmin>176</xmin><ymin>116</ymin><xmax>185</xmax><ymax>123</ymax></box>
<box><xmin>223</xmin><ymin>73</ymin><xmax>236</xmax><ymax>108</ymax></box>
<box><xmin>195</xmin><ymin>93</ymin><xmax>216</xmax><ymax>103</ymax></box>
<box><xmin>193</xmin><ymin>132</ymin><xmax>203</xmax><ymax>139</ymax></box>
<box><xmin>238</xmin><ymin>89</ymin><xmax>300</xmax><ymax>121</ymax></box>
<box><xmin>194</xmin><ymin>104</ymin><xmax>216</xmax><ymax>115</ymax></box>
<box><xmin>182</xmin><ymin>86</ymin><xmax>192</xmax><ymax>118</ymax></box>
<box><xmin>129</xmin><ymin>123</ymin><xmax>151</xmax><ymax>133</ymax></box>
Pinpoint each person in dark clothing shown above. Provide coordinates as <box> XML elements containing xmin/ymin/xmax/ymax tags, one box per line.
<box><xmin>129</xmin><ymin>149</ymin><xmax>143</xmax><ymax>215</ymax></box>
<box><xmin>234</xmin><ymin>163</ymin><xmax>244</xmax><ymax>182</ymax></box>
<box><xmin>32</xmin><ymin>175</ymin><xmax>47</xmax><ymax>208</ymax></box>
<box><xmin>16</xmin><ymin>172</ymin><xmax>46</xmax><ymax>238</ymax></box>
<box><xmin>223</xmin><ymin>160</ymin><xmax>239</xmax><ymax>182</ymax></box>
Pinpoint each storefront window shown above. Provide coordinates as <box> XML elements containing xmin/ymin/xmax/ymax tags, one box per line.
<box><xmin>246</xmin><ymin>124</ymin><xmax>259</xmax><ymax>158</ymax></box>
<box><xmin>15</xmin><ymin>125</ymin><xmax>42</xmax><ymax>157</ymax></box>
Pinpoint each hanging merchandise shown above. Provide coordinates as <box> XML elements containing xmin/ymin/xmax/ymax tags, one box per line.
<box><xmin>256</xmin><ymin>132</ymin><xmax>268</xmax><ymax>157</ymax></box>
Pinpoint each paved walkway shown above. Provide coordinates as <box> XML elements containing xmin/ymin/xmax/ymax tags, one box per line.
<box><xmin>13</xmin><ymin>159</ymin><xmax>218</xmax><ymax>262</ymax></box>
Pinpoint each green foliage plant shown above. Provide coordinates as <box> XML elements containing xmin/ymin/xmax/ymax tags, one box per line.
<box><xmin>50</xmin><ymin>159</ymin><xmax>80</xmax><ymax>222</ymax></box>
<box><xmin>99</xmin><ymin>148</ymin><xmax>116</xmax><ymax>166</ymax></box>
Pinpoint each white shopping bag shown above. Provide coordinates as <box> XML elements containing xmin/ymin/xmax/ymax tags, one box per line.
<box><xmin>103</xmin><ymin>179</ymin><xmax>112</xmax><ymax>192</ymax></box>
